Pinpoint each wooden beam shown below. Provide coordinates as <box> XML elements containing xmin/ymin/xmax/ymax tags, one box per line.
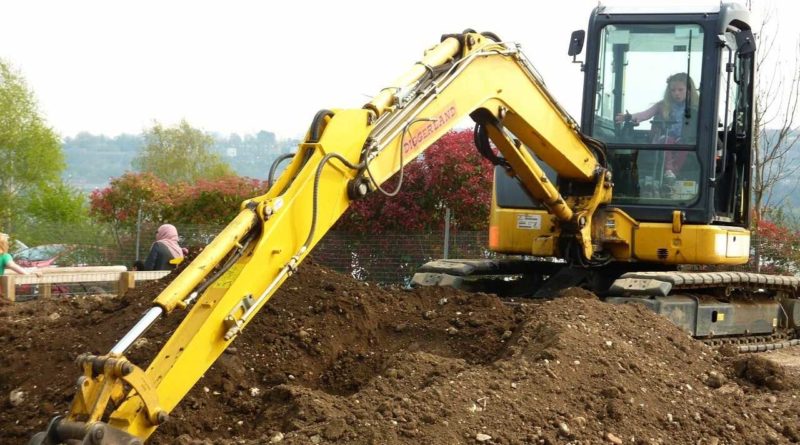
<box><xmin>3</xmin><ymin>267</ymin><xmax>172</xmax><ymax>302</ymax></box>
<box><xmin>5</xmin><ymin>266</ymin><xmax>127</xmax><ymax>275</ymax></box>
<box><xmin>10</xmin><ymin>272</ymin><xmax>131</xmax><ymax>285</ymax></box>
<box><xmin>133</xmin><ymin>271</ymin><xmax>172</xmax><ymax>281</ymax></box>
<box><xmin>118</xmin><ymin>271</ymin><xmax>135</xmax><ymax>297</ymax></box>
<box><xmin>1</xmin><ymin>275</ymin><xmax>15</xmax><ymax>302</ymax></box>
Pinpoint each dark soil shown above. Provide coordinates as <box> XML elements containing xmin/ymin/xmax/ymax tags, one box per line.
<box><xmin>1</xmin><ymin>259</ymin><xmax>799</xmax><ymax>445</ymax></box>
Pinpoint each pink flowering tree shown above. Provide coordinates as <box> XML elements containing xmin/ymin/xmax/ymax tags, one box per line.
<box><xmin>336</xmin><ymin>129</ymin><xmax>494</xmax><ymax>233</ymax></box>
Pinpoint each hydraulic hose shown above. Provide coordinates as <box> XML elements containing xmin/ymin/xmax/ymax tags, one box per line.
<box><xmin>268</xmin><ymin>153</ymin><xmax>296</xmax><ymax>190</ymax></box>
<box><xmin>481</xmin><ymin>31</ymin><xmax>502</xmax><ymax>42</ymax></box>
<box><xmin>364</xmin><ymin>117</ymin><xmax>434</xmax><ymax>198</ymax></box>
<box><xmin>309</xmin><ymin>109</ymin><xmax>334</xmax><ymax>142</ymax></box>
<box><xmin>473</xmin><ymin>122</ymin><xmax>510</xmax><ymax>168</ymax></box>
<box><xmin>275</xmin><ymin>110</ymin><xmax>335</xmax><ymax>196</ymax></box>
<box><xmin>303</xmin><ymin>152</ymin><xmax>364</xmax><ymax>251</ymax></box>
<box><xmin>579</xmin><ymin>133</ymin><xmax>607</xmax><ymax>168</ymax></box>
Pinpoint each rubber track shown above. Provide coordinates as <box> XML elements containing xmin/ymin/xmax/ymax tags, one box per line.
<box><xmin>737</xmin><ymin>339</ymin><xmax>800</xmax><ymax>353</ymax></box>
<box><xmin>618</xmin><ymin>271</ymin><xmax>800</xmax><ymax>291</ymax></box>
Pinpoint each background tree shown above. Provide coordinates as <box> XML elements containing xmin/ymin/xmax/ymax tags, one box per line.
<box><xmin>90</xmin><ymin>172</ymin><xmax>272</xmax><ymax>256</ymax></box>
<box><xmin>25</xmin><ymin>183</ymin><xmax>87</xmax><ymax>225</ymax></box>
<box><xmin>0</xmin><ymin>59</ymin><xmax>65</xmax><ymax>231</ymax></box>
<box><xmin>89</xmin><ymin>172</ymin><xmax>173</xmax><ymax>229</ymax></box>
<box><xmin>18</xmin><ymin>183</ymin><xmax>94</xmax><ymax>244</ymax></box>
<box><xmin>170</xmin><ymin>175</ymin><xmax>268</xmax><ymax>225</ymax></box>
<box><xmin>133</xmin><ymin>119</ymin><xmax>234</xmax><ymax>184</ymax></box>
<box><xmin>90</xmin><ymin>173</ymin><xmax>268</xmax><ymax>227</ymax></box>
<box><xmin>748</xmin><ymin>2</ymin><xmax>800</xmax><ymax>269</ymax></box>
<box><xmin>751</xmin><ymin>4</ymin><xmax>800</xmax><ymax>220</ymax></box>
<box><xmin>336</xmin><ymin>130</ymin><xmax>494</xmax><ymax>233</ymax></box>
<box><xmin>755</xmin><ymin>218</ymin><xmax>800</xmax><ymax>274</ymax></box>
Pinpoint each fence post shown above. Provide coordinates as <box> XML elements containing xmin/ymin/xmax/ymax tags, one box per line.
<box><xmin>41</xmin><ymin>283</ymin><xmax>52</xmax><ymax>299</ymax></box>
<box><xmin>1</xmin><ymin>275</ymin><xmax>15</xmax><ymax>302</ymax></box>
<box><xmin>443</xmin><ymin>207</ymin><xmax>451</xmax><ymax>259</ymax></box>
<box><xmin>118</xmin><ymin>271</ymin><xmax>135</xmax><ymax>297</ymax></box>
<box><xmin>135</xmin><ymin>206</ymin><xmax>143</xmax><ymax>261</ymax></box>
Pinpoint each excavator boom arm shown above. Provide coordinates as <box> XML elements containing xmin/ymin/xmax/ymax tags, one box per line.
<box><xmin>31</xmin><ymin>31</ymin><xmax>609</xmax><ymax>444</ymax></box>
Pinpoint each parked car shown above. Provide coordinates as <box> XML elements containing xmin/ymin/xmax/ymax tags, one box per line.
<box><xmin>14</xmin><ymin>244</ymin><xmax>70</xmax><ymax>267</ymax></box>
<box><xmin>14</xmin><ymin>244</ymin><xmax>107</xmax><ymax>268</ymax></box>
<box><xmin>13</xmin><ymin>244</ymin><xmax>112</xmax><ymax>298</ymax></box>
<box><xmin>9</xmin><ymin>239</ymin><xmax>28</xmax><ymax>255</ymax></box>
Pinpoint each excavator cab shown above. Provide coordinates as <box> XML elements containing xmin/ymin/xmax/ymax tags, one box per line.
<box><xmin>420</xmin><ymin>3</ymin><xmax>759</xmax><ymax>297</ymax></box>
<box><xmin>476</xmin><ymin>2</ymin><xmax>757</xmax><ymax>272</ymax></box>
<box><xmin>579</xmin><ymin>3</ymin><xmax>755</xmax><ymax>227</ymax></box>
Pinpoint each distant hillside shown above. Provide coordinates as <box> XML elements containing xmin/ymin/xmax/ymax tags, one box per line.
<box><xmin>63</xmin><ymin>131</ymin><xmax>301</xmax><ymax>191</ymax></box>
<box><xmin>62</xmin><ymin>129</ymin><xmax>799</xmax><ymax>208</ymax></box>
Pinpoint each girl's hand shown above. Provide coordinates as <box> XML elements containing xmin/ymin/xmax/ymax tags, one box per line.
<box><xmin>615</xmin><ymin>112</ymin><xmax>638</xmax><ymax>125</ymax></box>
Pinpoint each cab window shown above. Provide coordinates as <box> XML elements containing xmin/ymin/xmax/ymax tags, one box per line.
<box><xmin>591</xmin><ymin>23</ymin><xmax>705</xmax><ymax>205</ymax></box>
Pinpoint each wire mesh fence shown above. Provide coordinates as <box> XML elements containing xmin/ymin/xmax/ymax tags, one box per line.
<box><xmin>6</xmin><ymin>222</ymin><xmax>491</xmax><ymax>284</ymax></box>
<box><xmin>7</xmin><ymin>222</ymin><xmax>228</xmax><ymax>269</ymax></box>
<box><xmin>4</xmin><ymin>221</ymin><xmax>791</xmax><ymax>286</ymax></box>
<box><xmin>312</xmin><ymin>231</ymin><xmax>493</xmax><ymax>284</ymax></box>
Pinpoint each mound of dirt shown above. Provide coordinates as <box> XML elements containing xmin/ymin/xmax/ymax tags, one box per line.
<box><xmin>1</xmin><ymin>259</ymin><xmax>799</xmax><ymax>445</ymax></box>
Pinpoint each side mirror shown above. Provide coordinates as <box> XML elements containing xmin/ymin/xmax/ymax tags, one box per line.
<box><xmin>568</xmin><ymin>30</ymin><xmax>585</xmax><ymax>57</ymax></box>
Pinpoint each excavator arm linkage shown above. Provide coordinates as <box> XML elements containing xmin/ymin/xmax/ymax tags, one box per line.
<box><xmin>29</xmin><ymin>31</ymin><xmax>609</xmax><ymax>444</ymax></box>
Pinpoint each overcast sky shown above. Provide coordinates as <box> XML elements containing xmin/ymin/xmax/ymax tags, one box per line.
<box><xmin>1</xmin><ymin>0</ymin><xmax>794</xmax><ymax>140</ymax></box>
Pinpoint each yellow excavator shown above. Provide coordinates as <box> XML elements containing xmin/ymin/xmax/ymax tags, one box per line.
<box><xmin>29</xmin><ymin>3</ymin><xmax>799</xmax><ymax>444</ymax></box>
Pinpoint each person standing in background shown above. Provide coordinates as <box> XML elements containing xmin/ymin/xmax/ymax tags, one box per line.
<box><xmin>143</xmin><ymin>224</ymin><xmax>185</xmax><ymax>271</ymax></box>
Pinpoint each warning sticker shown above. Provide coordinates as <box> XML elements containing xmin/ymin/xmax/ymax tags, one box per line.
<box><xmin>517</xmin><ymin>214</ymin><xmax>542</xmax><ymax>230</ymax></box>
<box><xmin>674</xmin><ymin>180</ymin><xmax>698</xmax><ymax>200</ymax></box>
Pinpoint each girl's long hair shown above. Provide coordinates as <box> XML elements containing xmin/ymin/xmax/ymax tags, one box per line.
<box><xmin>660</xmin><ymin>72</ymin><xmax>700</xmax><ymax>120</ymax></box>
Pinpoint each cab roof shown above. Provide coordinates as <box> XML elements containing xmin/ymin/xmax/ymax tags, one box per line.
<box><xmin>596</xmin><ymin>2</ymin><xmax>734</xmax><ymax>15</ymax></box>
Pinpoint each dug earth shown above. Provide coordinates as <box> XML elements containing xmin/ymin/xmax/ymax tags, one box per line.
<box><xmin>1</xmin><ymin>259</ymin><xmax>799</xmax><ymax>444</ymax></box>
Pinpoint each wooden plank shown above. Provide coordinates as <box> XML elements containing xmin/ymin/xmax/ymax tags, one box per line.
<box><xmin>1</xmin><ymin>275</ymin><xmax>15</xmax><ymax>302</ymax></box>
<box><xmin>133</xmin><ymin>271</ymin><xmax>172</xmax><ymax>281</ymax></box>
<box><xmin>3</xmin><ymin>267</ymin><xmax>172</xmax><ymax>302</ymax></box>
<box><xmin>47</xmin><ymin>266</ymin><xmax>128</xmax><ymax>274</ymax></box>
<box><xmin>8</xmin><ymin>270</ymin><xmax>171</xmax><ymax>286</ymax></box>
<box><xmin>11</xmin><ymin>272</ymin><xmax>129</xmax><ymax>285</ymax></box>
<box><xmin>5</xmin><ymin>265</ymin><xmax>127</xmax><ymax>275</ymax></box>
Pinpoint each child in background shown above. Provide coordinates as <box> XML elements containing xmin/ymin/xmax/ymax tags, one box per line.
<box><xmin>0</xmin><ymin>234</ymin><xmax>33</xmax><ymax>275</ymax></box>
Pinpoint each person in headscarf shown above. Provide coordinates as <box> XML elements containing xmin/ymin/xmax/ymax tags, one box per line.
<box><xmin>143</xmin><ymin>224</ymin><xmax>185</xmax><ymax>271</ymax></box>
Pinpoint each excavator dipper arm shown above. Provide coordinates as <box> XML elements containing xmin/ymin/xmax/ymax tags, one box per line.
<box><xmin>29</xmin><ymin>31</ymin><xmax>608</xmax><ymax>444</ymax></box>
